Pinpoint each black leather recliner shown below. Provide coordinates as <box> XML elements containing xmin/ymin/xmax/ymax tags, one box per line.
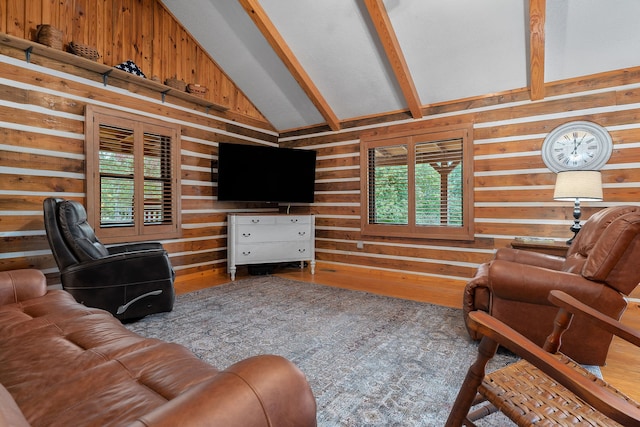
<box><xmin>43</xmin><ymin>197</ymin><xmax>175</xmax><ymax>321</ymax></box>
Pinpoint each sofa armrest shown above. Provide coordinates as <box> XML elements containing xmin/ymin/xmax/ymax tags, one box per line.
<box><xmin>0</xmin><ymin>269</ymin><xmax>47</xmax><ymax>306</ymax></box>
<box><xmin>495</xmin><ymin>247</ymin><xmax>565</xmax><ymax>270</ymax></box>
<box><xmin>131</xmin><ymin>355</ymin><xmax>317</xmax><ymax>427</ymax></box>
<box><xmin>487</xmin><ymin>259</ymin><xmax>614</xmax><ymax>307</ymax></box>
<box><xmin>107</xmin><ymin>242</ymin><xmax>164</xmax><ymax>254</ymax></box>
<box><xmin>61</xmin><ymin>250</ymin><xmax>174</xmax><ymax>288</ymax></box>
<box><xmin>0</xmin><ymin>383</ymin><xmax>30</xmax><ymax>427</ymax></box>
<box><xmin>549</xmin><ymin>290</ymin><xmax>640</xmax><ymax>347</ymax></box>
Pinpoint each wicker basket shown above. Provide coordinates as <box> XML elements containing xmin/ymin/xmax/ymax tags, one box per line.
<box><xmin>165</xmin><ymin>78</ymin><xmax>187</xmax><ymax>91</ymax></box>
<box><xmin>36</xmin><ymin>24</ymin><xmax>63</xmax><ymax>50</ymax></box>
<box><xmin>69</xmin><ymin>41</ymin><xmax>100</xmax><ymax>61</ymax></box>
<box><xmin>187</xmin><ymin>83</ymin><xmax>207</xmax><ymax>97</ymax></box>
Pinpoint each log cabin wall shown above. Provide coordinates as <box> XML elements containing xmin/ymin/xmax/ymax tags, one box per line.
<box><xmin>0</xmin><ymin>0</ymin><xmax>280</xmax><ymax>286</ymax></box>
<box><xmin>280</xmin><ymin>68</ymin><xmax>640</xmax><ymax>287</ymax></box>
<box><xmin>0</xmin><ymin>41</ymin><xmax>279</xmax><ymax>284</ymax></box>
<box><xmin>0</xmin><ymin>0</ymin><xmax>268</xmax><ymax>124</ymax></box>
<box><xmin>1</xmin><ymin>0</ymin><xmax>640</xmax><ymax>293</ymax></box>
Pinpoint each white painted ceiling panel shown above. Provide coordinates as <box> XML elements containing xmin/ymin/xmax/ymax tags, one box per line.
<box><xmin>260</xmin><ymin>0</ymin><xmax>405</xmax><ymax>120</ymax></box>
<box><xmin>388</xmin><ymin>0</ymin><xmax>529</xmax><ymax>104</ymax></box>
<box><xmin>545</xmin><ymin>0</ymin><xmax>640</xmax><ymax>82</ymax></box>
<box><xmin>161</xmin><ymin>0</ymin><xmax>640</xmax><ymax>132</ymax></box>
<box><xmin>162</xmin><ymin>0</ymin><xmax>324</xmax><ymax>130</ymax></box>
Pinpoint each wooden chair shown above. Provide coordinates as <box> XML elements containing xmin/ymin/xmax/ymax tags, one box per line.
<box><xmin>446</xmin><ymin>290</ymin><xmax>640</xmax><ymax>426</ymax></box>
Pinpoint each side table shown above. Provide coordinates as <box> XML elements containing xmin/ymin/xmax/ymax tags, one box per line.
<box><xmin>510</xmin><ymin>239</ymin><xmax>569</xmax><ymax>258</ymax></box>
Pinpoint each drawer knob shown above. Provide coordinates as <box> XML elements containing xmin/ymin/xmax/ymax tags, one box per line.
<box><xmin>298</xmin><ymin>248</ymin><xmax>306</xmax><ymax>253</ymax></box>
<box><xmin>298</xmin><ymin>231</ymin><xmax>306</xmax><ymax>236</ymax></box>
<box><xmin>242</xmin><ymin>251</ymin><xmax>251</xmax><ymax>256</ymax></box>
<box><xmin>291</xmin><ymin>218</ymin><xmax>298</xmax><ymax>223</ymax></box>
<box><xmin>251</xmin><ymin>219</ymin><xmax>260</xmax><ymax>223</ymax></box>
<box><xmin>242</xmin><ymin>233</ymin><xmax>251</xmax><ymax>237</ymax></box>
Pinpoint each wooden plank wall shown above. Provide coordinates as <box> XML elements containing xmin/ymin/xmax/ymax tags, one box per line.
<box><xmin>280</xmin><ymin>68</ymin><xmax>640</xmax><ymax>287</ymax></box>
<box><xmin>0</xmin><ymin>39</ymin><xmax>279</xmax><ymax>286</ymax></box>
<box><xmin>1</xmin><ymin>0</ymin><xmax>640</xmax><ymax>293</ymax></box>
<box><xmin>0</xmin><ymin>0</ymin><xmax>268</xmax><ymax>125</ymax></box>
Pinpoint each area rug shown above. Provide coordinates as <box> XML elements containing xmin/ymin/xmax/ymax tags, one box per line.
<box><xmin>126</xmin><ymin>276</ymin><xmax>516</xmax><ymax>426</ymax></box>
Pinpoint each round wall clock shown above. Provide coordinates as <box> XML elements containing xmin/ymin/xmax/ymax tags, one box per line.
<box><xmin>541</xmin><ymin>121</ymin><xmax>613</xmax><ymax>173</ymax></box>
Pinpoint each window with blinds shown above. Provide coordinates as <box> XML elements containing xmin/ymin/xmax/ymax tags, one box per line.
<box><xmin>361</xmin><ymin>125</ymin><xmax>474</xmax><ymax>240</ymax></box>
<box><xmin>85</xmin><ymin>105</ymin><xmax>181</xmax><ymax>243</ymax></box>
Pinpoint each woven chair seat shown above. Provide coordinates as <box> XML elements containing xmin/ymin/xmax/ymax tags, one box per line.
<box><xmin>478</xmin><ymin>354</ymin><xmax>638</xmax><ymax>426</ymax></box>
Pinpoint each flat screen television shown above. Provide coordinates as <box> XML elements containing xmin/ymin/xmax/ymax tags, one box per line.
<box><xmin>216</xmin><ymin>142</ymin><xmax>317</xmax><ymax>203</ymax></box>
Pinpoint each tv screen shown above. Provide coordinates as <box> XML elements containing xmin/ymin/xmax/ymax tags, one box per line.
<box><xmin>216</xmin><ymin>143</ymin><xmax>317</xmax><ymax>203</ymax></box>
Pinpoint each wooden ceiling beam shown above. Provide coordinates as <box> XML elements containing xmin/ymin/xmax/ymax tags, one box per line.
<box><xmin>238</xmin><ymin>0</ymin><xmax>341</xmax><ymax>131</ymax></box>
<box><xmin>364</xmin><ymin>0</ymin><xmax>422</xmax><ymax>119</ymax></box>
<box><xmin>529</xmin><ymin>0</ymin><xmax>546</xmax><ymax>101</ymax></box>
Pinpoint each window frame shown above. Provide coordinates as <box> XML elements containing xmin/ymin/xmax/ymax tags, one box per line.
<box><xmin>360</xmin><ymin>124</ymin><xmax>474</xmax><ymax>241</ymax></box>
<box><xmin>85</xmin><ymin>105</ymin><xmax>181</xmax><ymax>243</ymax></box>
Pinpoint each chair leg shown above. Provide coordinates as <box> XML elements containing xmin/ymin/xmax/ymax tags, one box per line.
<box><xmin>467</xmin><ymin>402</ymin><xmax>498</xmax><ymax>422</ymax></box>
<box><xmin>445</xmin><ymin>337</ymin><xmax>499</xmax><ymax>427</ymax></box>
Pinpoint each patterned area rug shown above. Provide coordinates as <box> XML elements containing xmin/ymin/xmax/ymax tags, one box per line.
<box><xmin>126</xmin><ymin>276</ymin><xmax>516</xmax><ymax>426</ymax></box>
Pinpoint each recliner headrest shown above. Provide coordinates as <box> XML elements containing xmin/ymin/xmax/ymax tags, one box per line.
<box><xmin>568</xmin><ymin>205</ymin><xmax>640</xmax><ymax>258</ymax></box>
<box><xmin>562</xmin><ymin>205</ymin><xmax>640</xmax><ymax>275</ymax></box>
<box><xmin>58</xmin><ymin>200</ymin><xmax>109</xmax><ymax>261</ymax></box>
<box><xmin>583</xmin><ymin>212</ymin><xmax>640</xmax><ymax>294</ymax></box>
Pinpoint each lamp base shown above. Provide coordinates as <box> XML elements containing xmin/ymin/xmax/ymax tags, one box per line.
<box><xmin>566</xmin><ymin>199</ymin><xmax>582</xmax><ymax>246</ymax></box>
<box><xmin>566</xmin><ymin>226</ymin><xmax>580</xmax><ymax>245</ymax></box>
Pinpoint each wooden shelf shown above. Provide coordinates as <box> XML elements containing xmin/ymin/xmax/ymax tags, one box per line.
<box><xmin>0</xmin><ymin>32</ymin><xmax>228</xmax><ymax>112</ymax></box>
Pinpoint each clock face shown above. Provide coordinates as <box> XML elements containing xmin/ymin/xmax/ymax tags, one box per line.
<box><xmin>542</xmin><ymin>121</ymin><xmax>613</xmax><ymax>172</ymax></box>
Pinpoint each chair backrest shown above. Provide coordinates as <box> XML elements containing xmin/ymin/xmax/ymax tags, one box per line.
<box><xmin>43</xmin><ymin>198</ymin><xmax>109</xmax><ymax>270</ymax></box>
<box><xmin>43</xmin><ymin>197</ymin><xmax>78</xmax><ymax>270</ymax></box>
<box><xmin>563</xmin><ymin>205</ymin><xmax>640</xmax><ymax>294</ymax></box>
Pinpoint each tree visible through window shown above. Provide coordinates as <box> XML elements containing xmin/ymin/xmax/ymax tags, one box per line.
<box><xmin>85</xmin><ymin>106</ymin><xmax>181</xmax><ymax>243</ymax></box>
<box><xmin>361</xmin><ymin>125</ymin><xmax>473</xmax><ymax>240</ymax></box>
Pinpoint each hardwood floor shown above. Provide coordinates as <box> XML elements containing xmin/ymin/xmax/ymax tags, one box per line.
<box><xmin>175</xmin><ymin>262</ymin><xmax>640</xmax><ymax>402</ymax></box>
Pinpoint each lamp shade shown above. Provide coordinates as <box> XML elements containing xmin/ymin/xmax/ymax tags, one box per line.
<box><xmin>553</xmin><ymin>171</ymin><xmax>603</xmax><ymax>201</ymax></box>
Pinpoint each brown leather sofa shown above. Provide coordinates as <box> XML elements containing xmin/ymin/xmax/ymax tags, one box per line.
<box><xmin>464</xmin><ymin>205</ymin><xmax>640</xmax><ymax>366</ymax></box>
<box><xmin>0</xmin><ymin>269</ymin><xmax>317</xmax><ymax>427</ymax></box>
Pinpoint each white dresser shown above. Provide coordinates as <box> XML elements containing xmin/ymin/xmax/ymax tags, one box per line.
<box><xmin>227</xmin><ymin>214</ymin><xmax>315</xmax><ymax>281</ymax></box>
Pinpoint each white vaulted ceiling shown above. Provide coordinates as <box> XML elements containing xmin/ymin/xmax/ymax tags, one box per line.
<box><xmin>161</xmin><ymin>0</ymin><xmax>640</xmax><ymax>132</ymax></box>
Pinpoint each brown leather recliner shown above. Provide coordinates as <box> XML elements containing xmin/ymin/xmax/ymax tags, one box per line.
<box><xmin>43</xmin><ymin>197</ymin><xmax>175</xmax><ymax>321</ymax></box>
<box><xmin>464</xmin><ymin>205</ymin><xmax>640</xmax><ymax>365</ymax></box>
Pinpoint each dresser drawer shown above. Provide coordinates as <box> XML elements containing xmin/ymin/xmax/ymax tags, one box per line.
<box><xmin>234</xmin><ymin>215</ymin><xmax>311</xmax><ymax>225</ymax></box>
<box><xmin>235</xmin><ymin>224</ymin><xmax>312</xmax><ymax>243</ymax></box>
<box><xmin>276</xmin><ymin>215</ymin><xmax>311</xmax><ymax>225</ymax></box>
<box><xmin>234</xmin><ymin>241</ymin><xmax>312</xmax><ymax>264</ymax></box>
<box><xmin>235</xmin><ymin>216</ymin><xmax>277</xmax><ymax>225</ymax></box>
